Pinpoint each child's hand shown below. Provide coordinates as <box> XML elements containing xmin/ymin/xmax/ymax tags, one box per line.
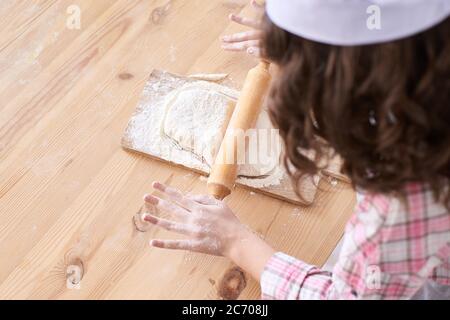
<box><xmin>144</xmin><ymin>181</ymin><xmax>276</xmax><ymax>280</ymax></box>
<box><xmin>221</xmin><ymin>0</ymin><xmax>264</xmax><ymax>57</ymax></box>
<box><xmin>144</xmin><ymin>182</ymin><xmax>252</xmax><ymax>258</ymax></box>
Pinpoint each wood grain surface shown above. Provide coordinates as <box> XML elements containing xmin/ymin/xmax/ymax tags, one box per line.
<box><xmin>0</xmin><ymin>0</ymin><xmax>355</xmax><ymax>299</ymax></box>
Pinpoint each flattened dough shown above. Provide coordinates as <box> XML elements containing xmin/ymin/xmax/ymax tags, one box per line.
<box><xmin>161</xmin><ymin>82</ymin><xmax>236</xmax><ymax>166</ymax></box>
<box><xmin>160</xmin><ymin>81</ymin><xmax>282</xmax><ymax>178</ymax></box>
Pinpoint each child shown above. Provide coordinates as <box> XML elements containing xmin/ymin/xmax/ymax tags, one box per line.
<box><xmin>143</xmin><ymin>0</ymin><xmax>450</xmax><ymax>299</ymax></box>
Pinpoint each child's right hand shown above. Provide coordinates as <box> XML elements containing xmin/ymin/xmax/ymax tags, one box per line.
<box><xmin>221</xmin><ymin>0</ymin><xmax>264</xmax><ymax>58</ymax></box>
<box><xmin>144</xmin><ymin>181</ymin><xmax>275</xmax><ymax>282</ymax></box>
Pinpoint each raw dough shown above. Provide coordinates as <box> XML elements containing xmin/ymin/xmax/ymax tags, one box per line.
<box><xmin>161</xmin><ymin>82</ymin><xmax>236</xmax><ymax>166</ymax></box>
<box><xmin>160</xmin><ymin>81</ymin><xmax>282</xmax><ymax>180</ymax></box>
<box><xmin>188</xmin><ymin>73</ymin><xmax>228</xmax><ymax>82</ymax></box>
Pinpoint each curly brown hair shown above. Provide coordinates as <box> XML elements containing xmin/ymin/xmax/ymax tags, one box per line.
<box><xmin>261</xmin><ymin>14</ymin><xmax>450</xmax><ymax>207</ymax></box>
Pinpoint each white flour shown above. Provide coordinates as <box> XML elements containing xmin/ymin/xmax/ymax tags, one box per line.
<box><xmin>124</xmin><ymin>73</ymin><xmax>285</xmax><ymax>188</ymax></box>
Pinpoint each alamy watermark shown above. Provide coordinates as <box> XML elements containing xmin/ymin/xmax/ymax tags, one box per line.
<box><xmin>365</xmin><ymin>265</ymin><xmax>382</xmax><ymax>290</ymax></box>
<box><xmin>66</xmin><ymin>264</ymin><xmax>82</xmax><ymax>290</ymax></box>
<box><xmin>66</xmin><ymin>4</ymin><xmax>81</xmax><ymax>30</ymax></box>
<box><xmin>367</xmin><ymin>5</ymin><xmax>382</xmax><ymax>30</ymax></box>
<box><xmin>161</xmin><ymin>128</ymin><xmax>283</xmax><ymax>173</ymax></box>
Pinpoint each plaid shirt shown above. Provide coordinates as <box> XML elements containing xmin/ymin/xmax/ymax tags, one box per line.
<box><xmin>261</xmin><ymin>183</ymin><xmax>450</xmax><ymax>299</ymax></box>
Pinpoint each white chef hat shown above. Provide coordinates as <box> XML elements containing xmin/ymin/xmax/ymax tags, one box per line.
<box><xmin>266</xmin><ymin>0</ymin><xmax>450</xmax><ymax>46</ymax></box>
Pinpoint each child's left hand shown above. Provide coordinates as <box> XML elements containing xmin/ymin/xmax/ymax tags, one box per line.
<box><xmin>221</xmin><ymin>0</ymin><xmax>264</xmax><ymax>57</ymax></box>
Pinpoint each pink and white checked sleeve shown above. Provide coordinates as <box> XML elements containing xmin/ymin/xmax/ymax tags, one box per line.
<box><xmin>261</xmin><ymin>252</ymin><xmax>336</xmax><ymax>299</ymax></box>
<box><xmin>260</xmin><ymin>185</ymin><xmax>450</xmax><ymax>300</ymax></box>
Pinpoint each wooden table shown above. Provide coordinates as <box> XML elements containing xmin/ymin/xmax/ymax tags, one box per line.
<box><xmin>0</xmin><ymin>0</ymin><xmax>355</xmax><ymax>299</ymax></box>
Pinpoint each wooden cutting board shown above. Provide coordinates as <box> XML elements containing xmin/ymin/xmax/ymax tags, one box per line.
<box><xmin>121</xmin><ymin>70</ymin><xmax>319</xmax><ymax>205</ymax></box>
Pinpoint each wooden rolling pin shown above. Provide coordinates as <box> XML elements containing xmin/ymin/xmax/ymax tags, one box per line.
<box><xmin>207</xmin><ymin>61</ymin><xmax>271</xmax><ymax>199</ymax></box>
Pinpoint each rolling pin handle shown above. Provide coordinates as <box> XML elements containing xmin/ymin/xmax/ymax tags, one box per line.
<box><xmin>259</xmin><ymin>60</ymin><xmax>270</xmax><ymax>71</ymax></box>
<box><xmin>207</xmin><ymin>182</ymin><xmax>231</xmax><ymax>201</ymax></box>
